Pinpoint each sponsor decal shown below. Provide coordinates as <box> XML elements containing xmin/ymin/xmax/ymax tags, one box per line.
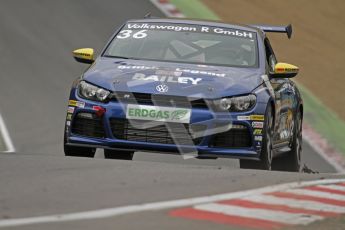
<box><xmin>118</xmin><ymin>65</ymin><xmax>226</xmax><ymax>78</ymax></box>
<box><xmin>253</xmin><ymin>129</ymin><xmax>263</xmax><ymax>135</ymax></box>
<box><xmin>171</xmin><ymin>110</ymin><xmax>189</xmax><ymax>121</ymax></box>
<box><xmin>252</xmin><ymin>121</ymin><xmax>264</xmax><ymax>128</ymax></box>
<box><xmin>66</xmin><ymin>114</ymin><xmax>72</xmax><ymax>121</ymax></box>
<box><xmin>238</xmin><ymin>115</ymin><xmax>264</xmax><ymax>121</ymax></box>
<box><xmin>254</xmin><ymin>136</ymin><xmax>263</xmax><ymax>141</ymax></box>
<box><xmin>132</xmin><ymin>73</ymin><xmax>202</xmax><ymax>85</ymax></box>
<box><xmin>69</xmin><ymin>100</ymin><xmax>78</xmax><ymax>107</ymax></box>
<box><xmin>124</xmin><ymin>23</ymin><xmax>254</xmax><ymax>39</ymax></box>
<box><xmin>250</xmin><ymin>115</ymin><xmax>264</xmax><ymax>121</ymax></box>
<box><xmin>118</xmin><ymin>65</ymin><xmax>156</xmax><ymax>70</ymax></box>
<box><xmin>65</xmin><ymin>126</ymin><xmax>70</xmax><ymax>134</ymax></box>
<box><xmin>77</xmin><ymin>101</ymin><xmax>85</xmax><ymax>108</ymax></box>
<box><xmin>175</xmin><ymin>68</ymin><xmax>226</xmax><ymax>78</ymax></box>
<box><xmin>155</xmin><ymin>70</ymin><xmax>182</xmax><ymax>77</ymax></box>
<box><xmin>126</xmin><ymin>104</ymin><xmax>191</xmax><ymax>123</ymax></box>
<box><xmin>127</xmin><ymin>23</ymin><xmax>199</xmax><ymax>32</ymax></box>
<box><xmin>67</xmin><ymin>107</ymin><xmax>75</xmax><ymax>114</ymax></box>
<box><xmin>68</xmin><ymin>100</ymin><xmax>85</xmax><ymax>108</ymax></box>
<box><xmin>237</xmin><ymin>115</ymin><xmax>251</xmax><ymax>121</ymax></box>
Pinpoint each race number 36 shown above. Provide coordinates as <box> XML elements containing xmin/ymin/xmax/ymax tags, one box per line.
<box><xmin>117</xmin><ymin>30</ymin><xmax>148</xmax><ymax>39</ymax></box>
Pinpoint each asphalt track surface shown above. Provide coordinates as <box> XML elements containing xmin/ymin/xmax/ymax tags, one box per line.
<box><xmin>0</xmin><ymin>0</ymin><xmax>342</xmax><ymax>229</ymax></box>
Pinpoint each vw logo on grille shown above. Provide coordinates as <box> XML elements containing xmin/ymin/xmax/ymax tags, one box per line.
<box><xmin>156</xmin><ymin>84</ymin><xmax>169</xmax><ymax>93</ymax></box>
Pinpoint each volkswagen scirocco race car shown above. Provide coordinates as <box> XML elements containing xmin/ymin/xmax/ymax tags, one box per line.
<box><xmin>64</xmin><ymin>18</ymin><xmax>303</xmax><ymax>171</ymax></box>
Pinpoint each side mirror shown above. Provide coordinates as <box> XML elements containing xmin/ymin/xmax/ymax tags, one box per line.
<box><xmin>271</xmin><ymin>62</ymin><xmax>299</xmax><ymax>78</ymax></box>
<box><xmin>72</xmin><ymin>48</ymin><xmax>94</xmax><ymax>64</ymax></box>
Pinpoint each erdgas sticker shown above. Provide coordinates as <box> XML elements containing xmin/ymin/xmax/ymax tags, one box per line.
<box><xmin>126</xmin><ymin>104</ymin><xmax>191</xmax><ymax>123</ymax></box>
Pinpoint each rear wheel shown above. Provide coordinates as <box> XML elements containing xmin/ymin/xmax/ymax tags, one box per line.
<box><xmin>104</xmin><ymin>149</ymin><xmax>134</xmax><ymax>160</ymax></box>
<box><xmin>272</xmin><ymin>111</ymin><xmax>302</xmax><ymax>172</ymax></box>
<box><xmin>240</xmin><ymin>105</ymin><xmax>274</xmax><ymax>170</ymax></box>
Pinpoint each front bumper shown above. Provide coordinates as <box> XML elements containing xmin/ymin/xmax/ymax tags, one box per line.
<box><xmin>65</xmin><ymin>93</ymin><xmax>266</xmax><ymax>160</ymax></box>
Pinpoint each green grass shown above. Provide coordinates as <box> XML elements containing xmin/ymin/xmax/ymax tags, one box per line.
<box><xmin>170</xmin><ymin>0</ymin><xmax>219</xmax><ymax>20</ymax></box>
<box><xmin>170</xmin><ymin>0</ymin><xmax>345</xmax><ymax>155</ymax></box>
<box><xmin>299</xmin><ymin>84</ymin><xmax>345</xmax><ymax>154</ymax></box>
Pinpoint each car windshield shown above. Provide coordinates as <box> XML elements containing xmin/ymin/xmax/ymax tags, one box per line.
<box><xmin>104</xmin><ymin>22</ymin><xmax>258</xmax><ymax>68</ymax></box>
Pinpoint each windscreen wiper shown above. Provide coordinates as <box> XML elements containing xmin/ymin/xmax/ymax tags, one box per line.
<box><xmin>103</xmin><ymin>55</ymin><xmax>139</xmax><ymax>60</ymax></box>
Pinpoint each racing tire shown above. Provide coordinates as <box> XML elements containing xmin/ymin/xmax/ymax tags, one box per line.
<box><xmin>240</xmin><ymin>105</ymin><xmax>274</xmax><ymax>170</ymax></box>
<box><xmin>104</xmin><ymin>149</ymin><xmax>134</xmax><ymax>160</ymax></box>
<box><xmin>63</xmin><ymin>132</ymin><xmax>96</xmax><ymax>158</ymax></box>
<box><xmin>64</xmin><ymin>145</ymin><xmax>96</xmax><ymax>158</ymax></box>
<box><xmin>272</xmin><ymin>111</ymin><xmax>302</xmax><ymax>172</ymax></box>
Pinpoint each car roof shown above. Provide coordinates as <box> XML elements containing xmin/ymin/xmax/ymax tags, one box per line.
<box><xmin>126</xmin><ymin>18</ymin><xmax>265</xmax><ymax>39</ymax></box>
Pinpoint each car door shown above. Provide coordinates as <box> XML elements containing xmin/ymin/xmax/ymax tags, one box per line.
<box><xmin>264</xmin><ymin>38</ymin><xmax>293</xmax><ymax>144</ymax></box>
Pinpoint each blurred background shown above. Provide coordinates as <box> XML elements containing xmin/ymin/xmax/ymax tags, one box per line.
<box><xmin>0</xmin><ymin>0</ymin><xmax>344</xmax><ymax>171</ymax></box>
<box><xmin>0</xmin><ymin>1</ymin><xmax>345</xmax><ymax>229</ymax></box>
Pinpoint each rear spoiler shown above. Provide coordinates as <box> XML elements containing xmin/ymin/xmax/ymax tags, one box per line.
<box><xmin>250</xmin><ymin>24</ymin><xmax>292</xmax><ymax>39</ymax></box>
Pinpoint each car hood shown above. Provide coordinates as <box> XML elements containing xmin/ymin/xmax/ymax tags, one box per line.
<box><xmin>83</xmin><ymin>58</ymin><xmax>264</xmax><ymax>99</ymax></box>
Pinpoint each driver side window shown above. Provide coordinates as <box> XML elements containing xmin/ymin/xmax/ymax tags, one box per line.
<box><xmin>264</xmin><ymin>38</ymin><xmax>277</xmax><ymax>73</ymax></box>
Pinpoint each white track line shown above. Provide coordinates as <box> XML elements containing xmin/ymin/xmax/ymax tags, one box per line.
<box><xmin>0</xmin><ymin>179</ymin><xmax>344</xmax><ymax>228</ymax></box>
<box><xmin>0</xmin><ymin>112</ymin><xmax>15</xmax><ymax>153</ymax></box>
<box><xmin>194</xmin><ymin>203</ymin><xmax>323</xmax><ymax>225</ymax></box>
<box><xmin>317</xmin><ymin>184</ymin><xmax>345</xmax><ymax>192</ymax></box>
<box><xmin>286</xmin><ymin>188</ymin><xmax>345</xmax><ymax>201</ymax></box>
<box><xmin>243</xmin><ymin>194</ymin><xmax>345</xmax><ymax>213</ymax></box>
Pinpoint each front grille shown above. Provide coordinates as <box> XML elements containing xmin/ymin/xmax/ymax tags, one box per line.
<box><xmin>110</xmin><ymin>92</ymin><xmax>208</xmax><ymax>109</ymax></box>
<box><xmin>71</xmin><ymin>113</ymin><xmax>105</xmax><ymax>138</ymax></box>
<box><xmin>209</xmin><ymin>124</ymin><xmax>251</xmax><ymax>148</ymax></box>
<box><xmin>110</xmin><ymin>119</ymin><xmax>206</xmax><ymax>145</ymax></box>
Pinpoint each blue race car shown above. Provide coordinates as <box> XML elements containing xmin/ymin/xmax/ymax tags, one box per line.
<box><xmin>64</xmin><ymin>18</ymin><xmax>303</xmax><ymax>171</ymax></box>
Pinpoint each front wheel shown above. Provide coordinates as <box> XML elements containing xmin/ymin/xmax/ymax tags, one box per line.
<box><xmin>64</xmin><ymin>144</ymin><xmax>96</xmax><ymax>158</ymax></box>
<box><xmin>240</xmin><ymin>105</ymin><xmax>274</xmax><ymax>170</ymax></box>
<box><xmin>104</xmin><ymin>149</ymin><xmax>134</xmax><ymax>160</ymax></box>
<box><xmin>63</xmin><ymin>131</ymin><xmax>96</xmax><ymax>158</ymax></box>
<box><xmin>272</xmin><ymin>111</ymin><xmax>302</xmax><ymax>172</ymax></box>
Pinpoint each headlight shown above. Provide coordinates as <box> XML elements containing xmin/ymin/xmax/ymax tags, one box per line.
<box><xmin>78</xmin><ymin>81</ymin><xmax>110</xmax><ymax>102</ymax></box>
<box><xmin>215</xmin><ymin>94</ymin><xmax>256</xmax><ymax>112</ymax></box>
<box><xmin>231</xmin><ymin>94</ymin><xmax>256</xmax><ymax>111</ymax></box>
<box><xmin>217</xmin><ymin>98</ymin><xmax>232</xmax><ymax>111</ymax></box>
